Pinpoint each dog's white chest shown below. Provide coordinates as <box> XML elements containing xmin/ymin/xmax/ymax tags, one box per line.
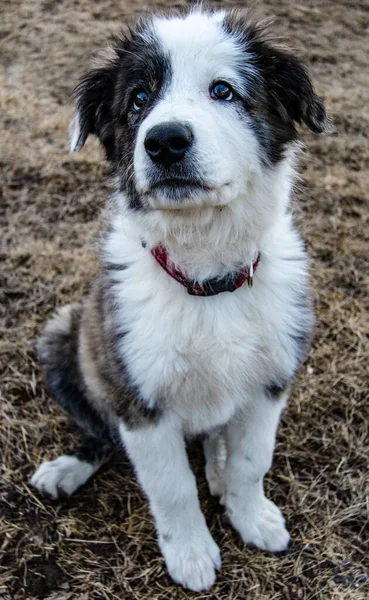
<box><xmin>106</xmin><ymin>212</ymin><xmax>310</xmax><ymax>434</ymax></box>
<box><xmin>117</xmin><ymin>271</ymin><xmax>264</xmax><ymax>433</ymax></box>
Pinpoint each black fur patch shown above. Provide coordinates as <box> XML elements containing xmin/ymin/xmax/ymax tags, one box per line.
<box><xmin>104</xmin><ymin>262</ymin><xmax>128</xmax><ymax>272</ymax></box>
<box><xmin>223</xmin><ymin>11</ymin><xmax>329</xmax><ymax>164</ymax></box>
<box><xmin>73</xmin><ymin>20</ymin><xmax>172</xmax><ymax>210</ymax></box>
<box><xmin>38</xmin><ymin>304</ymin><xmax>114</xmax><ymax>443</ymax></box>
<box><xmin>38</xmin><ymin>290</ymin><xmax>160</xmax><ymax>445</ymax></box>
<box><xmin>72</xmin><ymin>436</ymin><xmax>115</xmax><ymax>465</ymax></box>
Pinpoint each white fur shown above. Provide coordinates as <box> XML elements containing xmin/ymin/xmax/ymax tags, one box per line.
<box><xmin>30</xmin><ymin>455</ymin><xmax>97</xmax><ymax>498</ymax></box>
<box><xmin>134</xmin><ymin>12</ymin><xmax>264</xmax><ymax>213</ymax></box>
<box><xmin>69</xmin><ymin>112</ymin><xmax>83</xmax><ymax>153</ymax></box>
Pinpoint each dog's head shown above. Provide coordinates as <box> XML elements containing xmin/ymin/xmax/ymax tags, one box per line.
<box><xmin>71</xmin><ymin>8</ymin><xmax>329</xmax><ymax>214</ymax></box>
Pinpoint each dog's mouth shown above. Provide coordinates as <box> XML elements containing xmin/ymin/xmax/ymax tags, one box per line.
<box><xmin>140</xmin><ymin>176</ymin><xmax>235</xmax><ymax>210</ymax></box>
<box><xmin>150</xmin><ymin>178</ymin><xmax>211</xmax><ymax>192</ymax></box>
<box><xmin>144</xmin><ymin>177</ymin><xmax>214</xmax><ymax>207</ymax></box>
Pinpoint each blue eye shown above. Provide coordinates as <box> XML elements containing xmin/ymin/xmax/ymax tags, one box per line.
<box><xmin>133</xmin><ymin>90</ymin><xmax>149</xmax><ymax>111</ymax></box>
<box><xmin>210</xmin><ymin>81</ymin><xmax>234</xmax><ymax>101</ymax></box>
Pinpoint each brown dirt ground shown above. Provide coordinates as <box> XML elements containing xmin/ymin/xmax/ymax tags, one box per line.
<box><xmin>1</xmin><ymin>1</ymin><xmax>369</xmax><ymax>599</ymax></box>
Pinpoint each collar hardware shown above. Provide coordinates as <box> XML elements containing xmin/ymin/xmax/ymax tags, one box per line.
<box><xmin>247</xmin><ymin>261</ymin><xmax>254</xmax><ymax>287</ymax></box>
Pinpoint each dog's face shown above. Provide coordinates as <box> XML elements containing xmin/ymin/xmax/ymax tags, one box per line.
<box><xmin>71</xmin><ymin>9</ymin><xmax>328</xmax><ymax>213</ymax></box>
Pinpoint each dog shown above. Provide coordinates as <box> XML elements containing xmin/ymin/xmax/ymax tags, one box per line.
<box><xmin>30</xmin><ymin>6</ymin><xmax>329</xmax><ymax>591</ymax></box>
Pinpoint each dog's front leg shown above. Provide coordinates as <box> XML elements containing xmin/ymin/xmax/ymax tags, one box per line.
<box><xmin>224</xmin><ymin>392</ymin><xmax>290</xmax><ymax>552</ymax></box>
<box><xmin>119</xmin><ymin>417</ymin><xmax>220</xmax><ymax>591</ymax></box>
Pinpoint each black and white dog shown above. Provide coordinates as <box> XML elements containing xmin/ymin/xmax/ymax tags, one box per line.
<box><xmin>31</xmin><ymin>7</ymin><xmax>329</xmax><ymax>591</ymax></box>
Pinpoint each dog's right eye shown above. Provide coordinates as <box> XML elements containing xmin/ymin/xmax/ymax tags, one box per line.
<box><xmin>210</xmin><ymin>81</ymin><xmax>234</xmax><ymax>101</ymax></box>
<box><xmin>133</xmin><ymin>90</ymin><xmax>149</xmax><ymax>111</ymax></box>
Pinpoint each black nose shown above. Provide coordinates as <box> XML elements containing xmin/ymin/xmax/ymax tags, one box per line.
<box><xmin>144</xmin><ymin>122</ymin><xmax>194</xmax><ymax>166</ymax></box>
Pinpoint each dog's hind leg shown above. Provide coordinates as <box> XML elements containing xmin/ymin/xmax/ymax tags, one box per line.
<box><xmin>203</xmin><ymin>428</ymin><xmax>227</xmax><ymax>500</ymax></box>
<box><xmin>30</xmin><ymin>436</ymin><xmax>114</xmax><ymax>499</ymax></box>
<box><xmin>30</xmin><ymin>303</ymin><xmax>116</xmax><ymax>499</ymax></box>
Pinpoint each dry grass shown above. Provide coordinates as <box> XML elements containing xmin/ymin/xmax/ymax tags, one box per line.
<box><xmin>1</xmin><ymin>1</ymin><xmax>369</xmax><ymax>598</ymax></box>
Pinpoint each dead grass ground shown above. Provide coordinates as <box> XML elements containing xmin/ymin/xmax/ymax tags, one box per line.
<box><xmin>1</xmin><ymin>1</ymin><xmax>368</xmax><ymax>599</ymax></box>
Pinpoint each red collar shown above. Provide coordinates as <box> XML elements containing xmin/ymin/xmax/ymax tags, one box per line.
<box><xmin>150</xmin><ymin>244</ymin><xmax>260</xmax><ymax>297</ymax></box>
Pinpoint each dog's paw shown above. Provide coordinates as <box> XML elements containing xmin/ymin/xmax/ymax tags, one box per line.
<box><xmin>227</xmin><ymin>496</ymin><xmax>290</xmax><ymax>552</ymax></box>
<box><xmin>161</xmin><ymin>529</ymin><xmax>221</xmax><ymax>591</ymax></box>
<box><xmin>30</xmin><ymin>455</ymin><xmax>95</xmax><ymax>499</ymax></box>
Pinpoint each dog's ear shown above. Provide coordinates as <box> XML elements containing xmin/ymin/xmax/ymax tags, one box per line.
<box><xmin>224</xmin><ymin>10</ymin><xmax>331</xmax><ymax>134</ymax></box>
<box><xmin>69</xmin><ymin>53</ymin><xmax>118</xmax><ymax>156</ymax></box>
<box><xmin>263</xmin><ymin>50</ymin><xmax>331</xmax><ymax>134</ymax></box>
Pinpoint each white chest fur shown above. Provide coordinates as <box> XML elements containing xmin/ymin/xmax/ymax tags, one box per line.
<box><xmin>104</xmin><ymin>212</ymin><xmax>310</xmax><ymax>434</ymax></box>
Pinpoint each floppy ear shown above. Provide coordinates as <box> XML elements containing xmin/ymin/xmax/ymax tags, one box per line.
<box><xmin>69</xmin><ymin>59</ymin><xmax>118</xmax><ymax>157</ymax></box>
<box><xmin>224</xmin><ymin>10</ymin><xmax>331</xmax><ymax>134</ymax></box>
<box><xmin>264</xmin><ymin>50</ymin><xmax>331</xmax><ymax>133</ymax></box>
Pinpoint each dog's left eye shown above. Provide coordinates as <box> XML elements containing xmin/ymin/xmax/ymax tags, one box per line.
<box><xmin>133</xmin><ymin>90</ymin><xmax>149</xmax><ymax>111</ymax></box>
<box><xmin>210</xmin><ymin>81</ymin><xmax>234</xmax><ymax>101</ymax></box>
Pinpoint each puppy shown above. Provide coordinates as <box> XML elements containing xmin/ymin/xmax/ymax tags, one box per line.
<box><xmin>30</xmin><ymin>7</ymin><xmax>329</xmax><ymax>591</ymax></box>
